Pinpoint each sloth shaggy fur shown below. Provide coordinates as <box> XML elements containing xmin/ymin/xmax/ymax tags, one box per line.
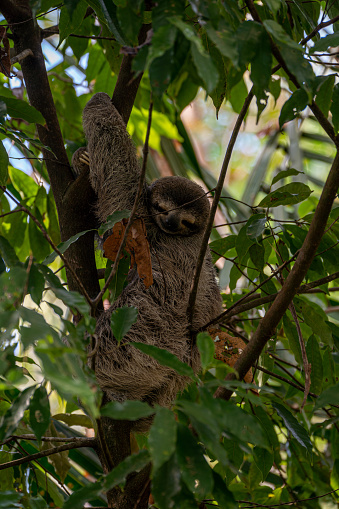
<box><xmin>77</xmin><ymin>93</ymin><xmax>222</xmax><ymax>429</ymax></box>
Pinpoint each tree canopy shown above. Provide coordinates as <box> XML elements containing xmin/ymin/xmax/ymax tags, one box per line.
<box><xmin>0</xmin><ymin>0</ymin><xmax>339</xmax><ymax>508</ymax></box>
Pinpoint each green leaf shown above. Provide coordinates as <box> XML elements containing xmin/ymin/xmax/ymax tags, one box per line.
<box><xmin>271</xmin><ymin>168</ymin><xmax>303</xmax><ymax>186</ymax></box>
<box><xmin>205</xmin><ymin>21</ymin><xmax>238</xmax><ymax>64</ymax></box>
<box><xmin>306</xmin><ymin>335</ymin><xmax>323</xmax><ymax>394</ymax></box>
<box><xmin>253</xmin><ymin>446</ymin><xmax>274</xmax><ymax>481</ymax></box>
<box><xmin>131</xmin><ymin>342</ymin><xmax>196</xmax><ymax>378</ymax></box>
<box><xmin>330</xmin><ymin>83</ymin><xmax>339</xmax><ymax>134</ymax></box>
<box><xmin>29</xmin><ymin>386</ymin><xmax>50</xmax><ymax>443</ymax></box>
<box><xmin>258</xmin><ymin>182</ymin><xmax>312</xmax><ymax>208</ymax></box>
<box><xmin>59</xmin><ymin>1</ymin><xmax>88</xmax><ymax>44</ymax></box>
<box><xmin>168</xmin><ymin>16</ymin><xmax>219</xmax><ymax>93</ymax></box>
<box><xmin>0</xmin><ymin>140</ymin><xmax>8</xmax><ymax>186</ymax></box>
<box><xmin>295</xmin><ymin>298</ymin><xmax>332</xmax><ymax>345</ymax></box>
<box><xmin>315</xmin><ymin>74</ymin><xmax>335</xmax><ymax>118</ymax></box>
<box><xmin>9</xmin><ymin>167</ymin><xmax>39</xmax><ymax>199</ymax></box>
<box><xmin>176</xmin><ymin>423</ymin><xmax>214</xmax><ymax>498</ymax></box>
<box><xmin>28</xmin><ymin>208</ymin><xmax>51</xmax><ymax>262</ymax></box>
<box><xmin>212</xmin><ymin>470</ymin><xmax>238</xmax><ymax>508</ymax></box>
<box><xmin>283</xmin><ymin>315</ymin><xmax>302</xmax><ymax>364</ymax></box>
<box><xmin>273</xmin><ymin>402</ymin><xmax>312</xmax><ymax>455</ymax></box>
<box><xmin>52</xmin><ymin>288</ymin><xmax>90</xmax><ymax>315</ymax></box>
<box><xmin>98</xmin><ymin>210</ymin><xmax>130</xmax><ymax>236</ymax></box>
<box><xmin>111</xmin><ymin>306</ymin><xmax>138</xmax><ymax>344</ymax></box>
<box><xmin>0</xmin><ymin>386</ymin><xmax>36</xmax><ymax>441</ymax></box>
<box><xmin>236</xmin><ymin>225</ymin><xmax>254</xmax><ymax>263</ymax></box>
<box><xmin>315</xmin><ymin>382</ymin><xmax>339</xmax><ymax>409</ymax></box>
<box><xmin>247</xmin><ymin>214</ymin><xmax>266</xmax><ymax>239</ymax></box>
<box><xmin>27</xmin><ymin>263</ymin><xmax>45</xmax><ymax>305</ymax></box>
<box><xmin>263</xmin><ymin>20</ymin><xmax>314</xmax><ymax>90</ymax></box>
<box><xmin>104</xmin><ymin>449</ymin><xmax>150</xmax><ymax>489</ymax></box>
<box><xmin>0</xmin><ymin>491</ymin><xmax>23</xmax><ymax>508</ymax></box>
<box><xmin>116</xmin><ymin>4</ymin><xmax>142</xmax><ymax>46</ymax></box>
<box><xmin>97</xmin><ymin>0</ymin><xmax>127</xmax><ymax>45</ymax></box>
<box><xmin>249</xmin><ymin>243</ymin><xmax>265</xmax><ymax>271</ymax></box>
<box><xmin>152</xmin><ymin>453</ymin><xmax>181</xmax><ymax>509</ymax></box>
<box><xmin>101</xmin><ymin>400</ymin><xmax>154</xmax><ymax>420</ymax></box>
<box><xmin>190</xmin><ymin>42</ymin><xmax>219</xmax><ymax>94</ymax></box>
<box><xmin>210</xmin><ymin>235</ymin><xmax>236</xmax><ymax>263</ymax></box>
<box><xmin>149</xmin><ymin>407</ymin><xmax>177</xmax><ymax>471</ymax></box>
<box><xmin>196</xmin><ymin>331</ymin><xmax>215</xmax><ymax>370</ymax></box>
<box><xmin>0</xmin><ymin>96</ymin><xmax>45</xmax><ymax>124</ymax></box>
<box><xmin>43</xmin><ymin>229</ymin><xmax>94</xmax><ymax>265</ymax></box>
<box><xmin>0</xmin><ymin>236</ymin><xmax>20</xmax><ymax>267</ymax></box>
<box><xmin>311</xmin><ymin>32</ymin><xmax>339</xmax><ymax>54</ymax></box>
<box><xmin>279</xmin><ymin>88</ymin><xmax>309</xmax><ymax>127</ymax></box>
<box><xmin>63</xmin><ymin>483</ymin><xmax>101</xmax><ymax>509</ymax></box>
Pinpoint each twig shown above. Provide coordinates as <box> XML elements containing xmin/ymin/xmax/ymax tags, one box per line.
<box><xmin>0</xmin><ymin>438</ymin><xmax>97</xmax><ymax>471</ymax></box>
<box><xmin>289</xmin><ymin>303</ymin><xmax>311</xmax><ymax>409</ymax></box>
<box><xmin>2</xmin><ymin>435</ymin><xmax>93</xmax><ymax>443</ymax></box>
<box><xmin>92</xmin><ymin>98</ymin><xmax>153</xmax><ymax>309</ymax></box>
<box><xmin>187</xmin><ymin>88</ymin><xmax>254</xmax><ymax>327</ymax></box>
<box><xmin>239</xmin><ymin>487</ymin><xmax>339</xmax><ymax>507</ymax></box>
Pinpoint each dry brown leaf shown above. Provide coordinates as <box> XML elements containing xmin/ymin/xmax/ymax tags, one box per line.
<box><xmin>103</xmin><ymin>218</ymin><xmax>153</xmax><ymax>288</ymax></box>
<box><xmin>0</xmin><ymin>27</ymin><xmax>11</xmax><ymax>78</ymax></box>
<box><xmin>208</xmin><ymin>329</ymin><xmax>254</xmax><ymax>385</ymax></box>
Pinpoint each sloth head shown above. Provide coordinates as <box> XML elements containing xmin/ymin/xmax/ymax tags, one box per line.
<box><xmin>148</xmin><ymin>176</ymin><xmax>210</xmax><ymax>236</ymax></box>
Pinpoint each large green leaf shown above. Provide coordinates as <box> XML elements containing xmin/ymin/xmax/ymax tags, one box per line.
<box><xmin>149</xmin><ymin>407</ymin><xmax>177</xmax><ymax>471</ymax></box>
<box><xmin>101</xmin><ymin>400</ymin><xmax>154</xmax><ymax>420</ymax></box>
<box><xmin>43</xmin><ymin>229</ymin><xmax>94</xmax><ymax>265</ymax></box>
<box><xmin>0</xmin><ymin>386</ymin><xmax>36</xmax><ymax>441</ymax></box>
<box><xmin>29</xmin><ymin>386</ymin><xmax>51</xmax><ymax>443</ymax></box>
<box><xmin>0</xmin><ymin>97</ymin><xmax>45</xmax><ymax>124</ymax></box>
<box><xmin>196</xmin><ymin>331</ymin><xmax>215</xmax><ymax>370</ymax></box>
<box><xmin>273</xmin><ymin>402</ymin><xmax>312</xmax><ymax>455</ymax></box>
<box><xmin>59</xmin><ymin>1</ymin><xmax>88</xmax><ymax>44</ymax></box>
<box><xmin>131</xmin><ymin>342</ymin><xmax>196</xmax><ymax>378</ymax></box>
<box><xmin>258</xmin><ymin>183</ymin><xmax>312</xmax><ymax>208</ymax></box>
<box><xmin>111</xmin><ymin>306</ymin><xmax>138</xmax><ymax>343</ymax></box>
<box><xmin>315</xmin><ymin>382</ymin><xmax>339</xmax><ymax>410</ymax></box>
<box><xmin>176</xmin><ymin>423</ymin><xmax>214</xmax><ymax>498</ymax></box>
<box><xmin>0</xmin><ymin>140</ymin><xmax>8</xmax><ymax>186</ymax></box>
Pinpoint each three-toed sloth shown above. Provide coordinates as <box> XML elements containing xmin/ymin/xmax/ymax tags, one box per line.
<box><xmin>74</xmin><ymin>93</ymin><xmax>222</xmax><ymax>430</ymax></box>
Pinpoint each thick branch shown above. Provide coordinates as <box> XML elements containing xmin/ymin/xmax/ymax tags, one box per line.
<box><xmin>0</xmin><ymin>438</ymin><xmax>97</xmax><ymax>471</ymax></box>
<box><xmin>0</xmin><ymin>0</ymin><xmax>28</xmax><ymax>23</ymax></box>
<box><xmin>215</xmin><ymin>150</ymin><xmax>339</xmax><ymax>400</ymax></box>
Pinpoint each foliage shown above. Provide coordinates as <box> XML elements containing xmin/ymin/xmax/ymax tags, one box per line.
<box><xmin>0</xmin><ymin>0</ymin><xmax>339</xmax><ymax>508</ymax></box>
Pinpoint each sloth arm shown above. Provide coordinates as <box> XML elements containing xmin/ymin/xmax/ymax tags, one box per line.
<box><xmin>82</xmin><ymin>92</ymin><xmax>144</xmax><ymax>223</ymax></box>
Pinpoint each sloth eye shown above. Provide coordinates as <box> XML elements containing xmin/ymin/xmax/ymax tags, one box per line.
<box><xmin>153</xmin><ymin>203</ymin><xmax>166</xmax><ymax>213</ymax></box>
<box><xmin>182</xmin><ymin>219</ymin><xmax>195</xmax><ymax>229</ymax></box>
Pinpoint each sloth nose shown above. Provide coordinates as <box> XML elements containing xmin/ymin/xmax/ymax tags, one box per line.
<box><xmin>164</xmin><ymin>213</ymin><xmax>180</xmax><ymax>231</ymax></box>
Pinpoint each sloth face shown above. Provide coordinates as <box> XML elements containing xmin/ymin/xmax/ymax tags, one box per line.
<box><xmin>148</xmin><ymin>176</ymin><xmax>210</xmax><ymax>236</ymax></box>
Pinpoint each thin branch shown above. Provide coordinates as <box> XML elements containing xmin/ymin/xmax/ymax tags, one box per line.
<box><xmin>187</xmin><ymin>88</ymin><xmax>254</xmax><ymax>326</ymax></box>
<box><xmin>239</xmin><ymin>487</ymin><xmax>339</xmax><ymax>507</ymax></box>
<box><xmin>0</xmin><ymin>438</ymin><xmax>97</xmax><ymax>471</ymax></box>
<box><xmin>215</xmin><ymin>150</ymin><xmax>339</xmax><ymax>400</ymax></box>
<box><xmin>92</xmin><ymin>99</ymin><xmax>153</xmax><ymax>309</ymax></box>
<box><xmin>289</xmin><ymin>303</ymin><xmax>311</xmax><ymax>409</ymax></box>
<box><xmin>203</xmin><ymin>252</ymin><xmax>299</xmax><ymax>330</ymax></box>
<box><xmin>2</xmin><ymin>435</ymin><xmax>93</xmax><ymax>444</ymax></box>
<box><xmin>300</xmin><ymin>14</ymin><xmax>339</xmax><ymax>45</ymax></box>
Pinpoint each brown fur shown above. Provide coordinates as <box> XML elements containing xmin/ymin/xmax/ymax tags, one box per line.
<box><xmin>80</xmin><ymin>93</ymin><xmax>222</xmax><ymax>430</ymax></box>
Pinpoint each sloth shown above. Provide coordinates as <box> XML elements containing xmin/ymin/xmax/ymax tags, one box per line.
<box><xmin>75</xmin><ymin>93</ymin><xmax>222</xmax><ymax>429</ymax></box>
